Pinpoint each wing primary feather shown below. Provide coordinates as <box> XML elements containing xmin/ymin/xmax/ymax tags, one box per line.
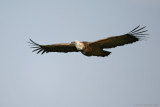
<box><xmin>131</xmin><ymin>26</ymin><xmax>146</xmax><ymax>33</ymax></box>
<box><xmin>32</xmin><ymin>48</ymin><xmax>41</xmax><ymax>52</ymax></box>
<box><xmin>131</xmin><ymin>30</ymin><xmax>148</xmax><ymax>35</ymax></box>
<box><xmin>41</xmin><ymin>50</ymin><xmax>46</xmax><ymax>55</ymax></box>
<box><xmin>28</xmin><ymin>43</ymin><xmax>36</xmax><ymax>46</ymax></box>
<box><xmin>131</xmin><ymin>33</ymin><xmax>149</xmax><ymax>35</ymax></box>
<box><xmin>37</xmin><ymin>49</ymin><xmax>43</xmax><ymax>54</ymax></box>
<box><xmin>133</xmin><ymin>30</ymin><xmax>148</xmax><ymax>34</ymax></box>
<box><xmin>28</xmin><ymin>41</ymin><xmax>38</xmax><ymax>46</ymax></box>
<box><xmin>130</xmin><ymin>25</ymin><xmax>140</xmax><ymax>32</ymax></box>
<box><xmin>29</xmin><ymin>39</ymin><xmax>40</xmax><ymax>46</ymax></box>
<box><xmin>31</xmin><ymin>47</ymin><xmax>40</xmax><ymax>48</ymax></box>
<box><xmin>135</xmin><ymin>35</ymin><xmax>146</xmax><ymax>41</ymax></box>
<box><xmin>135</xmin><ymin>35</ymin><xmax>146</xmax><ymax>38</ymax></box>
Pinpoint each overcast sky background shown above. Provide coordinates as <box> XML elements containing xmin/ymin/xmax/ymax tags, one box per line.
<box><xmin>0</xmin><ymin>0</ymin><xmax>160</xmax><ymax>107</ymax></box>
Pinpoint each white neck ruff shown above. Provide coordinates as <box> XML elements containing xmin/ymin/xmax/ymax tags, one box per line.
<box><xmin>74</xmin><ymin>40</ymin><xmax>85</xmax><ymax>50</ymax></box>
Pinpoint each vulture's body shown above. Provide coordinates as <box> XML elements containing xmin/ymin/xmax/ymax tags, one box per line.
<box><xmin>28</xmin><ymin>26</ymin><xmax>147</xmax><ymax>57</ymax></box>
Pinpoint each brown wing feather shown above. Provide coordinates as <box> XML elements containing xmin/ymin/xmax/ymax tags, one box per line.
<box><xmin>89</xmin><ymin>26</ymin><xmax>148</xmax><ymax>49</ymax></box>
<box><xmin>28</xmin><ymin>39</ymin><xmax>78</xmax><ymax>54</ymax></box>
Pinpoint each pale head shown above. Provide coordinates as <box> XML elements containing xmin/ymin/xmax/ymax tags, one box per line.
<box><xmin>71</xmin><ymin>40</ymin><xmax>85</xmax><ymax>51</ymax></box>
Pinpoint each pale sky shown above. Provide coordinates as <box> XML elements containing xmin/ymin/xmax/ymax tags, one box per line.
<box><xmin>0</xmin><ymin>0</ymin><xmax>160</xmax><ymax>107</ymax></box>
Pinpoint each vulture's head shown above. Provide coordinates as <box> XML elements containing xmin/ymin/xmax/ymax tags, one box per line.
<box><xmin>71</xmin><ymin>40</ymin><xmax>85</xmax><ymax>51</ymax></box>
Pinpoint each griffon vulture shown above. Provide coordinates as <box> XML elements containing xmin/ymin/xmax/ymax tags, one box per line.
<box><xmin>28</xmin><ymin>26</ymin><xmax>147</xmax><ymax>57</ymax></box>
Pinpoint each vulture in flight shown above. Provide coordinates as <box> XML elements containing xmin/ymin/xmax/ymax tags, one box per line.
<box><xmin>28</xmin><ymin>26</ymin><xmax>147</xmax><ymax>57</ymax></box>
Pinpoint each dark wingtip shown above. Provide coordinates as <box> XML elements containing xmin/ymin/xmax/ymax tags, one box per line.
<box><xmin>130</xmin><ymin>25</ymin><xmax>140</xmax><ymax>32</ymax></box>
<box><xmin>28</xmin><ymin>39</ymin><xmax>40</xmax><ymax>46</ymax></box>
<box><xmin>28</xmin><ymin>39</ymin><xmax>46</xmax><ymax>55</ymax></box>
<box><xmin>128</xmin><ymin>26</ymin><xmax>149</xmax><ymax>41</ymax></box>
<box><xmin>129</xmin><ymin>25</ymin><xmax>148</xmax><ymax>36</ymax></box>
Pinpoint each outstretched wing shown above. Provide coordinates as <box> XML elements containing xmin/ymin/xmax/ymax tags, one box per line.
<box><xmin>28</xmin><ymin>39</ymin><xmax>78</xmax><ymax>54</ymax></box>
<box><xmin>89</xmin><ymin>26</ymin><xmax>148</xmax><ymax>49</ymax></box>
